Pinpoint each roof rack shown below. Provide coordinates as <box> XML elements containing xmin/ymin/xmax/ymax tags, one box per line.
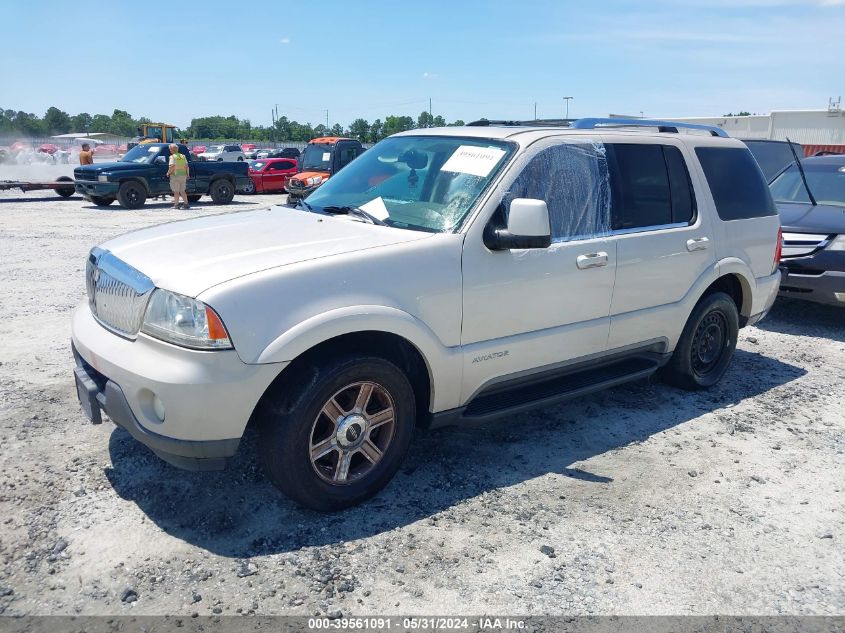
<box><xmin>467</xmin><ymin>118</ymin><xmax>574</xmax><ymax>127</ymax></box>
<box><xmin>570</xmin><ymin>117</ymin><xmax>729</xmax><ymax>138</ymax></box>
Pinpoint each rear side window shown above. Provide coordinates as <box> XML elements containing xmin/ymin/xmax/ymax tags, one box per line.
<box><xmin>695</xmin><ymin>147</ymin><xmax>777</xmax><ymax>220</ymax></box>
<box><xmin>608</xmin><ymin>144</ymin><xmax>696</xmax><ymax>230</ymax></box>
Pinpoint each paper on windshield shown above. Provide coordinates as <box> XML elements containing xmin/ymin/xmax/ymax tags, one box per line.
<box><xmin>322</xmin><ymin>152</ymin><xmax>331</xmax><ymax>161</ymax></box>
<box><xmin>360</xmin><ymin>197</ymin><xmax>390</xmax><ymax>221</ymax></box>
<box><xmin>441</xmin><ymin>145</ymin><xmax>506</xmax><ymax>178</ymax></box>
<box><xmin>148</xmin><ymin>146</ymin><xmax>159</xmax><ymax>152</ymax></box>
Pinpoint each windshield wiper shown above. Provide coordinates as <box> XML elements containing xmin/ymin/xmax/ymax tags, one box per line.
<box><xmin>786</xmin><ymin>137</ymin><xmax>817</xmax><ymax>206</ymax></box>
<box><xmin>295</xmin><ymin>199</ymin><xmax>314</xmax><ymax>211</ymax></box>
<box><xmin>322</xmin><ymin>205</ymin><xmax>387</xmax><ymax>226</ymax></box>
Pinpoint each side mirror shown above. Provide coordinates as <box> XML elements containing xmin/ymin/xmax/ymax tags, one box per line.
<box><xmin>484</xmin><ymin>198</ymin><xmax>552</xmax><ymax>250</ymax></box>
<box><xmin>154</xmin><ymin>155</ymin><xmax>167</xmax><ymax>165</ymax></box>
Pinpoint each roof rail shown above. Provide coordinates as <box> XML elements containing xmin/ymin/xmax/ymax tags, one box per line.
<box><xmin>570</xmin><ymin>117</ymin><xmax>729</xmax><ymax>138</ymax></box>
<box><xmin>468</xmin><ymin>118</ymin><xmax>574</xmax><ymax>127</ymax></box>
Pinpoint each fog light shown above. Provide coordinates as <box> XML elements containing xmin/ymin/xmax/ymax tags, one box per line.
<box><xmin>834</xmin><ymin>292</ymin><xmax>845</xmax><ymax>302</ymax></box>
<box><xmin>153</xmin><ymin>395</ymin><xmax>166</xmax><ymax>422</ymax></box>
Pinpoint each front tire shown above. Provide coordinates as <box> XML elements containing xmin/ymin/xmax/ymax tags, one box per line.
<box><xmin>241</xmin><ymin>179</ymin><xmax>256</xmax><ymax>195</ymax></box>
<box><xmin>90</xmin><ymin>195</ymin><xmax>115</xmax><ymax>206</ymax></box>
<box><xmin>117</xmin><ymin>181</ymin><xmax>147</xmax><ymax>209</ymax></box>
<box><xmin>209</xmin><ymin>179</ymin><xmax>235</xmax><ymax>204</ymax></box>
<box><xmin>187</xmin><ymin>194</ymin><xmax>202</xmax><ymax>203</ymax></box>
<box><xmin>659</xmin><ymin>291</ymin><xmax>739</xmax><ymax>390</ymax></box>
<box><xmin>257</xmin><ymin>355</ymin><xmax>416</xmax><ymax>511</ymax></box>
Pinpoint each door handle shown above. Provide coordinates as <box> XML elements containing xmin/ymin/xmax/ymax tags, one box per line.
<box><xmin>686</xmin><ymin>237</ymin><xmax>710</xmax><ymax>252</ymax></box>
<box><xmin>576</xmin><ymin>252</ymin><xmax>609</xmax><ymax>269</ymax></box>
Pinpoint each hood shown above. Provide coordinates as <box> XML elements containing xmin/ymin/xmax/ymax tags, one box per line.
<box><xmin>777</xmin><ymin>201</ymin><xmax>845</xmax><ymax>235</ymax></box>
<box><xmin>289</xmin><ymin>170</ymin><xmax>331</xmax><ymax>188</ymax></box>
<box><xmin>99</xmin><ymin>206</ymin><xmax>430</xmax><ymax>297</ymax></box>
<box><xmin>76</xmin><ymin>160</ymin><xmax>133</xmax><ymax>172</ymax></box>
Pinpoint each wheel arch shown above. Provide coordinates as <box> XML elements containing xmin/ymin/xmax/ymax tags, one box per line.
<box><xmin>117</xmin><ymin>176</ymin><xmax>150</xmax><ymax>194</ymax></box>
<box><xmin>252</xmin><ymin>330</ymin><xmax>434</xmax><ymax>430</ymax></box>
<box><xmin>249</xmin><ymin>306</ymin><xmax>460</xmax><ymax>420</ymax></box>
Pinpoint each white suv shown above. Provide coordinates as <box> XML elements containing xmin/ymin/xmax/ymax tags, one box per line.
<box><xmin>72</xmin><ymin>118</ymin><xmax>781</xmax><ymax>511</ymax></box>
<box><xmin>197</xmin><ymin>144</ymin><xmax>244</xmax><ymax>162</ymax></box>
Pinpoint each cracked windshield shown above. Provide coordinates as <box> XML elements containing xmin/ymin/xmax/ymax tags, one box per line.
<box><xmin>304</xmin><ymin>136</ymin><xmax>514</xmax><ymax>232</ymax></box>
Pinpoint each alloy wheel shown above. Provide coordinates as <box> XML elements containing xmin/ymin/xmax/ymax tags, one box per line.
<box><xmin>309</xmin><ymin>381</ymin><xmax>396</xmax><ymax>485</ymax></box>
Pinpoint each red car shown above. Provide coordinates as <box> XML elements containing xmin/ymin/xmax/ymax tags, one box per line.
<box><xmin>243</xmin><ymin>157</ymin><xmax>298</xmax><ymax>194</ymax></box>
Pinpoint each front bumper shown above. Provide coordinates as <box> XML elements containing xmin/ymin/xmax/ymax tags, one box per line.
<box><xmin>75</xmin><ymin>181</ymin><xmax>119</xmax><ymax>198</ymax></box>
<box><xmin>71</xmin><ymin>304</ymin><xmax>285</xmax><ymax>470</ymax></box>
<box><xmin>286</xmin><ymin>184</ymin><xmax>320</xmax><ymax>202</ymax></box>
<box><xmin>779</xmin><ymin>267</ymin><xmax>845</xmax><ymax>306</ymax></box>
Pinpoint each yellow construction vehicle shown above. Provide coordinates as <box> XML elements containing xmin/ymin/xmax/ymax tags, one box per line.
<box><xmin>127</xmin><ymin>123</ymin><xmax>178</xmax><ymax>150</ymax></box>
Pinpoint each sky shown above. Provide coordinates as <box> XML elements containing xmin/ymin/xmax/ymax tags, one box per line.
<box><xmin>1</xmin><ymin>0</ymin><xmax>843</xmax><ymax>129</ymax></box>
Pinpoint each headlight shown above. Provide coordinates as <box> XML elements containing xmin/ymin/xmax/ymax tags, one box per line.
<box><xmin>305</xmin><ymin>176</ymin><xmax>324</xmax><ymax>187</ymax></box>
<box><xmin>98</xmin><ymin>174</ymin><xmax>110</xmax><ymax>182</ymax></box>
<box><xmin>828</xmin><ymin>235</ymin><xmax>845</xmax><ymax>251</ymax></box>
<box><xmin>141</xmin><ymin>289</ymin><xmax>232</xmax><ymax>350</ymax></box>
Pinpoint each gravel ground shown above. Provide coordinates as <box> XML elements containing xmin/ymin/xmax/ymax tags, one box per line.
<box><xmin>0</xmin><ymin>172</ymin><xmax>843</xmax><ymax>617</ymax></box>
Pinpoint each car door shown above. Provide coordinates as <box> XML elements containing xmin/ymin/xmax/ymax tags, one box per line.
<box><xmin>149</xmin><ymin>146</ymin><xmax>171</xmax><ymax>194</ymax></box>
<box><xmin>277</xmin><ymin>159</ymin><xmax>297</xmax><ymax>190</ymax></box>
<box><xmin>602</xmin><ymin>139</ymin><xmax>715</xmax><ymax>349</ymax></box>
<box><xmin>262</xmin><ymin>160</ymin><xmax>285</xmax><ymax>191</ymax></box>
<box><xmin>460</xmin><ymin>138</ymin><xmax>616</xmax><ymax>402</ymax></box>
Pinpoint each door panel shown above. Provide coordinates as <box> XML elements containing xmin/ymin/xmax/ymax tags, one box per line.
<box><xmin>604</xmin><ymin>140</ymin><xmax>715</xmax><ymax>349</ymax></box>
<box><xmin>461</xmin><ymin>237</ymin><xmax>616</xmax><ymax>403</ymax></box>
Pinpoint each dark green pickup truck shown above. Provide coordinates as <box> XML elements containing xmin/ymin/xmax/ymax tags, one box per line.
<box><xmin>74</xmin><ymin>143</ymin><xmax>251</xmax><ymax>209</ymax></box>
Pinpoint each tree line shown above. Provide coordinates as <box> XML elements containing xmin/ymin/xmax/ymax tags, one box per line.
<box><xmin>0</xmin><ymin>106</ymin><xmax>466</xmax><ymax>142</ymax></box>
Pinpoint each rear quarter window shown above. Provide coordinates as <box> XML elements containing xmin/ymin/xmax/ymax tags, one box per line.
<box><xmin>695</xmin><ymin>147</ymin><xmax>777</xmax><ymax>220</ymax></box>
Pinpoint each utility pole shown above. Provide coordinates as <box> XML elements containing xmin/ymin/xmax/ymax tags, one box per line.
<box><xmin>563</xmin><ymin>96</ymin><xmax>573</xmax><ymax>120</ymax></box>
<box><xmin>325</xmin><ymin>109</ymin><xmax>329</xmax><ymax>130</ymax></box>
<box><xmin>429</xmin><ymin>98</ymin><xmax>432</xmax><ymax>126</ymax></box>
<box><xmin>534</xmin><ymin>102</ymin><xmax>537</xmax><ymax>120</ymax></box>
<box><xmin>271</xmin><ymin>108</ymin><xmax>275</xmax><ymax>143</ymax></box>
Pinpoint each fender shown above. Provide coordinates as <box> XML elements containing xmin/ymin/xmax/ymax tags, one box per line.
<box><xmin>715</xmin><ymin>257</ymin><xmax>757</xmax><ymax>316</ymax></box>
<box><xmin>255</xmin><ymin>305</ymin><xmax>463</xmax><ymax>412</ymax></box>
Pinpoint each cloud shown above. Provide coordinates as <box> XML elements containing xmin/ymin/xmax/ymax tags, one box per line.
<box><xmin>422</xmin><ymin>72</ymin><xmax>438</xmax><ymax>80</ymax></box>
<box><xmin>280</xmin><ymin>37</ymin><xmax>291</xmax><ymax>44</ymax></box>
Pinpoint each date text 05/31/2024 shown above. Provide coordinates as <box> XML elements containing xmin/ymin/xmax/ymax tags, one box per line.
<box><xmin>307</xmin><ymin>617</ymin><xmax>527</xmax><ymax>630</ymax></box>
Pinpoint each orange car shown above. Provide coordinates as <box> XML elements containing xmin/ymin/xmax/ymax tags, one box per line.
<box><xmin>286</xmin><ymin>137</ymin><xmax>365</xmax><ymax>204</ymax></box>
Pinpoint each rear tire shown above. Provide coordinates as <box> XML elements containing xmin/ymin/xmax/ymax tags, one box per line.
<box><xmin>117</xmin><ymin>181</ymin><xmax>147</xmax><ymax>209</ymax></box>
<box><xmin>209</xmin><ymin>179</ymin><xmax>235</xmax><ymax>204</ymax></box>
<box><xmin>90</xmin><ymin>196</ymin><xmax>114</xmax><ymax>206</ymax></box>
<box><xmin>659</xmin><ymin>291</ymin><xmax>739</xmax><ymax>390</ymax></box>
<box><xmin>257</xmin><ymin>355</ymin><xmax>416</xmax><ymax>512</ymax></box>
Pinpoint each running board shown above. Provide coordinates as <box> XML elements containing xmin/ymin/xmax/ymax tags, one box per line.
<box><xmin>460</xmin><ymin>356</ymin><xmax>660</xmax><ymax>422</ymax></box>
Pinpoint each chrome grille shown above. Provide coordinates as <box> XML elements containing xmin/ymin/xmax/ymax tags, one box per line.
<box><xmin>781</xmin><ymin>232</ymin><xmax>832</xmax><ymax>258</ymax></box>
<box><xmin>86</xmin><ymin>248</ymin><xmax>155</xmax><ymax>338</ymax></box>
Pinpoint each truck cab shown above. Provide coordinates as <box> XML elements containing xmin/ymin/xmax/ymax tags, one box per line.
<box><xmin>286</xmin><ymin>137</ymin><xmax>365</xmax><ymax>204</ymax></box>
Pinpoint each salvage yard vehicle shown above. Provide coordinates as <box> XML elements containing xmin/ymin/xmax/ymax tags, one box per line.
<box><xmin>127</xmin><ymin>123</ymin><xmax>178</xmax><ymax>150</ymax></box>
<box><xmin>771</xmin><ymin>154</ymin><xmax>845</xmax><ymax>305</ymax></box>
<box><xmin>742</xmin><ymin>139</ymin><xmax>803</xmax><ymax>183</ymax></box>
<box><xmin>72</xmin><ymin>118</ymin><xmax>781</xmax><ymax>511</ymax></box>
<box><xmin>198</xmin><ymin>144</ymin><xmax>245</xmax><ymax>162</ymax></box>
<box><xmin>74</xmin><ymin>143</ymin><xmax>250</xmax><ymax>209</ymax></box>
<box><xmin>286</xmin><ymin>137</ymin><xmax>364</xmax><ymax>204</ymax></box>
<box><xmin>242</xmin><ymin>157</ymin><xmax>298</xmax><ymax>194</ymax></box>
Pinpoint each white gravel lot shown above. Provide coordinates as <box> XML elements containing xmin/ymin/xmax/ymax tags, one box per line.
<box><xmin>0</xmin><ymin>167</ymin><xmax>843</xmax><ymax>617</ymax></box>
